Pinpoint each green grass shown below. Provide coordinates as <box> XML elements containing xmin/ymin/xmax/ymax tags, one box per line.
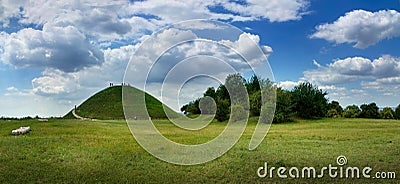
<box><xmin>64</xmin><ymin>86</ymin><xmax>177</xmax><ymax>120</ymax></box>
<box><xmin>0</xmin><ymin>118</ymin><xmax>399</xmax><ymax>183</ymax></box>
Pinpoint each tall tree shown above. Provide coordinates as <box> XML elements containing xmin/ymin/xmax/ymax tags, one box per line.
<box><xmin>291</xmin><ymin>82</ymin><xmax>328</xmax><ymax>118</ymax></box>
<box><xmin>246</xmin><ymin>75</ymin><xmax>261</xmax><ymax>95</ymax></box>
<box><xmin>215</xmin><ymin>98</ymin><xmax>230</xmax><ymax>122</ymax></box>
<box><xmin>180</xmin><ymin>104</ymin><xmax>188</xmax><ymax>114</ymax></box>
<box><xmin>395</xmin><ymin>104</ymin><xmax>400</xmax><ymax>120</ymax></box>
<box><xmin>225</xmin><ymin>73</ymin><xmax>248</xmax><ymax>108</ymax></box>
<box><xmin>360</xmin><ymin>103</ymin><xmax>379</xmax><ymax>119</ymax></box>
<box><xmin>249</xmin><ymin>92</ymin><xmax>261</xmax><ymax>116</ymax></box>
<box><xmin>184</xmin><ymin>99</ymin><xmax>200</xmax><ymax>114</ymax></box>
<box><xmin>274</xmin><ymin>88</ymin><xmax>292</xmax><ymax>123</ymax></box>
<box><xmin>328</xmin><ymin>101</ymin><xmax>343</xmax><ymax>113</ymax></box>
<box><xmin>215</xmin><ymin>84</ymin><xmax>230</xmax><ymax>102</ymax></box>
<box><xmin>259</xmin><ymin>80</ymin><xmax>277</xmax><ymax>123</ymax></box>
<box><xmin>203</xmin><ymin>87</ymin><xmax>216</xmax><ymax>99</ymax></box>
<box><xmin>380</xmin><ymin>107</ymin><xmax>395</xmax><ymax>119</ymax></box>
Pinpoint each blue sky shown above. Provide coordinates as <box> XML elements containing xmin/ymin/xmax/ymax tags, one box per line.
<box><xmin>0</xmin><ymin>0</ymin><xmax>399</xmax><ymax>117</ymax></box>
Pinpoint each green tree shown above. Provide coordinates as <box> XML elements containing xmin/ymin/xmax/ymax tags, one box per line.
<box><xmin>380</xmin><ymin>107</ymin><xmax>395</xmax><ymax>119</ymax></box>
<box><xmin>180</xmin><ymin>104</ymin><xmax>188</xmax><ymax>114</ymax></box>
<box><xmin>215</xmin><ymin>84</ymin><xmax>229</xmax><ymax>102</ymax></box>
<box><xmin>230</xmin><ymin>104</ymin><xmax>248</xmax><ymax>122</ymax></box>
<box><xmin>326</xmin><ymin>109</ymin><xmax>340</xmax><ymax>118</ymax></box>
<box><xmin>184</xmin><ymin>99</ymin><xmax>200</xmax><ymax>114</ymax></box>
<box><xmin>203</xmin><ymin>87</ymin><xmax>216</xmax><ymax>99</ymax></box>
<box><xmin>395</xmin><ymin>105</ymin><xmax>400</xmax><ymax>120</ymax></box>
<box><xmin>249</xmin><ymin>92</ymin><xmax>261</xmax><ymax>116</ymax></box>
<box><xmin>274</xmin><ymin>88</ymin><xmax>292</xmax><ymax>123</ymax></box>
<box><xmin>225</xmin><ymin>73</ymin><xmax>248</xmax><ymax>107</ymax></box>
<box><xmin>199</xmin><ymin>96</ymin><xmax>216</xmax><ymax>114</ymax></box>
<box><xmin>343</xmin><ymin>105</ymin><xmax>361</xmax><ymax>118</ymax></box>
<box><xmin>291</xmin><ymin>82</ymin><xmax>328</xmax><ymax>118</ymax></box>
<box><xmin>360</xmin><ymin>103</ymin><xmax>379</xmax><ymax>119</ymax></box>
<box><xmin>327</xmin><ymin>101</ymin><xmax>343</xmax><ymax>117</ymax></box>
<box><xmin>259</xmin><ymin>80</ymin><xmax>277</xmax><ymax>123</ymax></box>
<box><xmin>181</xmin><ymin>74</ymin><xmax>278</xmax><ymax>123</ymax></box>
<box><xmin>247</xmin><ymin>78</ymin><xmax>275</xmax><ymax>117</ymax></box>
<box><xmin>215</xmin><ymin>98</ymin><xmax>230</xmax><ymax>122</ymax></box>
<box><xmin>245</xmin><ymin>75</ymin><xmax>261</xmax><ymax>95</ymax></box>
<box><xmin>224</xmin><ymin>73</ymin><xmax>249</xmax><ymax>122</ymax></box>
<box><xmin>247</xmin><ymin>75</ymin><xmax>262</xmax><ymax>116</ymax></box>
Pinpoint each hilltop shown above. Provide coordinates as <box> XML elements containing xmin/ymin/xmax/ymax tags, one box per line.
<box><xmin>64</xmin><ymin>86</ymin><xmax>176</xmax><ymax>120</ymax></box>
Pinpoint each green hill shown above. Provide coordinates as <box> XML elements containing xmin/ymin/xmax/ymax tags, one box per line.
<box><xmin>64</xmin><ymin>86</ymin><xmax>177</xmax><ymax>120</ymax></box>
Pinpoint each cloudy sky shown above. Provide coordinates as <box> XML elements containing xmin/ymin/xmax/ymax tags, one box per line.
<box><xmin>0</xmin><ymin>0</ymin><xmax>399</xmax><ymax>117</ymax></box>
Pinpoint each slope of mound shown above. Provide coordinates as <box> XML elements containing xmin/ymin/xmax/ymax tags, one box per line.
<box><xmin>64</xmin><ymin>86</ymin><xmax>177</xmax><ymax>120</ymax></box>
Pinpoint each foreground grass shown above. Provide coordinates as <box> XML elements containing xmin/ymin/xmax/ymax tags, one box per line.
<box><xmin>0</xmin><ymin>118</ymin><xmax>399</xmax><ymax>183</ymax></box>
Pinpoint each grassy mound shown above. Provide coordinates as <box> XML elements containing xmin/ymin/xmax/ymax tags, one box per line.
<box><xmin>64</xmin><ymin>86</ymin><xmax>177</xmax><ymax>120</ymax></box>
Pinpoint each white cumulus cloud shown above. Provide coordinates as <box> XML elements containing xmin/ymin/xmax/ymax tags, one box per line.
<box><xmin>277</xmin><ymin>81</ymin><xmax>301</xmax><ymax>91</ymax></box>
<box><xmin>298</xmin><ymin>55</ymin><xmax>400</xmax><ymax>107</ymax></box>
<box><xmin>328</xmin><ymin>57</ymin><xmax>373</xmax><ymax>76</ymax></box>
<box><xmin>1</xmin><ymin>23</ymin><xmax>104</xmax><ymax>72</ymax></box>
<box><xmin>303</xmin><ymin>55</ymin><xmax>400</xmax><ymax>86</ymax></box>
<box><xmin>32</xmin><ymin>69</ymin><xmax>80</xmax><ymax>96</ymax></box>
<box><xmin>311</xmin><ymin>9</ymin><xmax>400</xmax><ymax>49</ymax></box>
<box><xmin>218</xmin><ymin>0</ymin><xmax>309</xmax><ymax>22</ymax></box>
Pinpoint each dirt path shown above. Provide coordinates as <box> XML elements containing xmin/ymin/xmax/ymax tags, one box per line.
<box><xmin>72</xmin><ymin>109</ymin><xmax>93</xmax><ymax>120</ymax></box>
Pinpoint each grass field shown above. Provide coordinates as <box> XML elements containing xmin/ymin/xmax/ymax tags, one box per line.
<box><xmin>1</xmin><ymin>118</ymin><xmax>399</xmax><ymax>183</ymax></box>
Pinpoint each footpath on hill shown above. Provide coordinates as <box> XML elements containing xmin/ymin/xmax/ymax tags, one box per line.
<box><xmin>72</xmin><ymin>109</ymin><xmax>94</xmax><ymax>120</ymax></box>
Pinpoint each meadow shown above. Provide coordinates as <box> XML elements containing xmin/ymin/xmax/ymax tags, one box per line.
<box><xmin>0</xmin><ymin>118</ymin><xmax>399</xmax><ymax>183</ymax></box>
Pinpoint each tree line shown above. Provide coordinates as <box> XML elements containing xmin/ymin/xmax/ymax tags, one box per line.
<box><xmin>0</xmin><ymin>115</ymin><xmax>63</xmax><ymax>120</ymax></box>
<box><xmin>181</xmin><ymin>74</ymin><xmax>400</xmax><ymax>123</ymax></box>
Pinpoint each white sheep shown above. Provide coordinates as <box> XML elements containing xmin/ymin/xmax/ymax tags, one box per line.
<box><xmin>11</xmin><ymin>126</ymin><xmax>31</xmax><ymax>135</ymax></box>
<box><xmin>11</xmin><ymin>130</ymin><xmax>19</xmax><ymax>135</ymax></box>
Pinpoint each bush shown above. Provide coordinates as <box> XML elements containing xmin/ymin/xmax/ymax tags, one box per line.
<box><xmin>260</xmin><ymin>103</ymin><xmax>276</xmax><ymax>123</ymax></box>
<box><xmin>199</xmin><ymin>96</ymin><xmax>216</xmax><ymax>114</ymax></box>
<box><xmin>326</xmin><ymin>109</ymin><xmax>341</xmax><ymax>118</ymax></box>
<box><xmin>183</xmin><ymin>99</ymin><xmax>200</xmax><ymax>114</ymax></box>
<box><xmin>230</xmin><ymin>105</ymin><xmax>248</xmax><ymax>122</ymax></box>
<box><xmin>343</xmin><ymin>105</ymin><xmax>361</xmax><ymax>118</ymax></box>
<box><xmin>380</xmin><ymin>107</ymin><xmax>395</xmax><ymax>119</ymax></box>
<box><xmin>249</xmin><ymin>92</ymin><xmax>261</xmax><ymax>116</ymax></box>
<box><xmin>273</xmin><ymin>112</ymin><xmax>289</xmax><ymax>123</ymax></box>
<box><xmin>327</xmin><ymin>101</ymin><xmax>343</xmax><ymax>117</ymax></box>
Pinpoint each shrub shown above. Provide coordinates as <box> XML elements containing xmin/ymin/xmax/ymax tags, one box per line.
<box><xmin>343</xmin><ymin>105</ymin><xmax>361</xmax><ymax>118</ymax></box>
<box><xmin>199</xmin><ymin>96</ymin><xmax>216</xmax><ymax>114</ymax></box>
<box><xmin>249</xmin><ymin>92</ymin><xmax>261</xmax><ymax>116</ymax></box>
<box><xmin>326</xmin><ymin>109</ymin><xmax>341</xmax><ymax>118</ymax></box>
<box><xmin>380</xmin><ymin>107</ymin><xmax>395</xmax><ymax>119</ymax></box>
<box><xmin>230</xmin><ymin>105</ymin><xmax>248</xmax><ymax>122</ymax></box>
<box><xmin>273</xmin><ymin>112</ymin><xmax>288</xmax><ymax>123</ymax></box>
<box><xmin>327</xmin><ymin>101</ymin><xmax>343</xmax><ymax>117</ymax></box>
<box><xmin>260</xmin><ymin>103</ymin><xmax>276</xmax><ymax>123</ymax></box>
